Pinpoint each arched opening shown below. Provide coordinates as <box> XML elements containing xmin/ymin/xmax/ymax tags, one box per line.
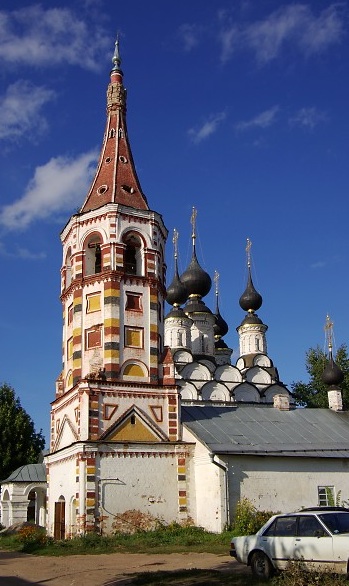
<box><xmin>65</xmin><ymin>247</ymin><xmax>72</xmax><ymax>287</ymax></box>
<box><xmin>84</xmin><ymin>234</ymin><xmax>102</xmax><ymax>277</ymax></box>
<box><xmin>123</xmin><ymin>233</ymin><xmax>142</xmax><ymax>276</ymax></box>
<box><xmin>1</xmin><ymin>489</ymin><xmax>10</xmax><ymax>527</ymax></box>
<box><xmin>54</xmin><ymin>496</ymin><xmax>66</xmax><ymax>540</ymax></box>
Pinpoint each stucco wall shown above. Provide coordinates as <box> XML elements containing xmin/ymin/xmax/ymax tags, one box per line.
<box><xmin>227</xmin><ymin>455</ymin><xmax>349</xmax><ymax>516</ymax></box>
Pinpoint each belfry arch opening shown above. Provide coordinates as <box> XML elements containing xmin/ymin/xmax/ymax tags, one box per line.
<box><xmin>123</xmin><ymin>233</ymin><xmax>142</xmax><ymax>275</ymax></box>
<box><xmin>65</xmin><ymin>247</ymin><xmax>72</xmax><ymax>288</ymax></box>
<box><xmin>84</xmin><ymin>234</ymin><xmax>102</xmax><ymax>276</ymax></box>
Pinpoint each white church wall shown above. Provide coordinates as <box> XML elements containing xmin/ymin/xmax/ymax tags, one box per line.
<box><xmin>98</xmin><ymin>451</ymin><xmax>181</xmax><ymax>532</ymax></box>
<box><xmin>227</xmin><ymin>455</ymin><xmax>349</xmax><ymax>517</ymax></box>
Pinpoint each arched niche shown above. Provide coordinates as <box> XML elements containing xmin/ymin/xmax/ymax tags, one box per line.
<box><xmin>234</xmin><ymin>382</ymin><xmax>260</xmax><ymax>403</ymax></box>
<box><xmin>178</xmin><ymin>381</ymin><xmax>198</xmax><ymax>400</ymax></box>
<box><xmin>215</xmin><ymin>364</ymin><xmax>242</xmax><ymax>383</ymax></box>
<box><xmin>122</xmin><ymin>231</ymin><xmax>144</xmax><ymax>276</ymax></box>
<box><xmin>245</xmin><ymin>366</ymin><xmax>272</xmax><ymax>386</ymax></box>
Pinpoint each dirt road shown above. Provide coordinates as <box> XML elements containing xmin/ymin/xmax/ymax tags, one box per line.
<box><xmin>0</xmin><ymin>551</ymin><xmax>247</xmax><ymax>585</ymax></box>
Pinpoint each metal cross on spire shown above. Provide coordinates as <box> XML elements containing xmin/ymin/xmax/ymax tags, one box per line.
<box><xmin>246</xmin><ymin>238</ymin><xmax>252</xmax><ymax>269</ymax></box>
<box><xmin>214</xmin><ymin>269</ymin><xmax>219</xmax><ymax>297</ymax></box>
<box><xmin>172</xmin><ymin>228</ymin><xmax>179</xmax><ymax>260</ymax></box>
<box><xmin>324</xmin><ymin>314</ymin><xmax>334</xmax><ymax>352</ymax></box>
<box><xmin>191</xmin><ymin>206</ymin><xmax>197</xmax><ymax>244</ymax></box>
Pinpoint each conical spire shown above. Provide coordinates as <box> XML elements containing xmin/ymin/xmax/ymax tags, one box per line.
<box><xmin>80</xmin><ymin>38</ymin><xmax>149</xmax><ymax>213</ymax></box>
<box><xmin>180</xmin><ymin>208</ymin><xmax>212</xmax><ymax>299</ymax></box>
<box><xmin>322</xmin><ymin>315</ymin><xmax>344</xmax><ymax>387</ymax></box>
<box><xmin>166</xmin><ymin>229</ymin><xmax>188</xmax><ymax>306</ymax></box>
<box><xmin>239</xmin><ymin>238</ymin><xmax>262</xmax><ymax>313</ymax></box>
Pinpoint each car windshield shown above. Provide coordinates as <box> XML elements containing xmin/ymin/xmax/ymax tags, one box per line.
<box><xmin>319</xmin><ymin>512</ymin><xmax>349</xmax><ymax>534</ymax></box>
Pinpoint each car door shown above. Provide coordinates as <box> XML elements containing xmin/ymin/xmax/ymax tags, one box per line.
<box><xmin>294</xmin><ymin>515</ymin><xmax>334</xmax><ymax>572</ymax></box>
<box><xmin>262</xmin><ymin>516</ymin><xmax>298</xmax><ymax>570</ymax></box>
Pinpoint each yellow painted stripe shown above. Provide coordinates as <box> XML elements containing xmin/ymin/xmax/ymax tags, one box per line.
<box><xmin>104</xmin><ymin>349</ymin><xmax>119</xmax><ymax>360</ymax></box>
<box><xmin>178</xmin><ymin>466</ymin><xmax>186</xmax><ymax>474</ymax></box>
<box><xmin>104</xmin><ymin>318</ymin><xmax>120</xmax><ymax>327</ymax></box>
<box><xmin>87</xmin><ymin>466</ymin><xmax>96</xmax><ymax>474</ymax></box>
<box><xmin>168</xmin><ymin>406</ymin><xmax>177</xmax><ymax>412</ymax></box>
<box><xmin>179</xmin><ymin>497</ymin><xmax>187</xmax><ymax>505</ymax></box>
<box><xmin>150</xmin><ymin>324</ymin><xmax>158</xmax><ymax>333</ymax></box>
<box><xmin>86</xmin><ymin>498</ymin><xmax>95</xmax><ymax>506</ymax></box>
<box><xmin>73</xmin><ymin>327</ymin><xmax>82</xmax><ymax>337</ymax></box>
<box><xmin>104</xmin><ymin>287</ymin><xmax>120</xmax><ymax>297</ymax></box>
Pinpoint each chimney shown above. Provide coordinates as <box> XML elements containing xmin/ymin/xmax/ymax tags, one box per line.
<box><xmin>273</xmin><ymin>394</ymin><xmax>290</xmax><ymax>410</ymax></box>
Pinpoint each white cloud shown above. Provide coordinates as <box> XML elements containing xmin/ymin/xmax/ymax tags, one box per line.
<box><xmin>311</xmin><ymin>260</ymin><xmax>326</xmax><ymax>269</ymax></box>
<box><xmin>218</xmin><ymin>3</ymin><xmax>345</xmax><ymax>64</ymax></box>
<box><xmin>177</xmin><ymin>23</ymin><xmax>203</xmax><ymax>51</ymax></box>
<box><xmin>0</xmin><ymin>80</ymin><xmax>55</xmax><ymax>142</ymax></box>
<box><xmin>0</xmin><ymin>242</ymin><xmax>46</xmax><ymax>260</ymax></box>
<box><xmin>235</xmin><ymin>106</ymin><xmax>279</xmax><ymax>131</ymax></box>
<box><xmin>289</xmin><ymin>107</ymin><xmax>327</xmax><ymax>129</ymax></box>
<box><xmin>188</xmin><ymin>112</ymin><xmax>226</xmax><ymax>144</ymax></box>
<box><xmin>0</xmin><ymin>5</ymin><xmax>110</xmax><ymax>71</ymax></box>
<box><xmin>0</xmin><ymin>150</ymin><xmax>98</xmax><ymax>230</ymax></box>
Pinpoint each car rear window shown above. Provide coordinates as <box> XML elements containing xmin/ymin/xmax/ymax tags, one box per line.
<box><xmin>263</xmin><ymin>516</ymin><xmax>297</xmax><ymax>537</ymax></box>
<box><xmin>319</xmin><ymin>512</ymin><xmax>349</xmax><ymax>534</ymax></box>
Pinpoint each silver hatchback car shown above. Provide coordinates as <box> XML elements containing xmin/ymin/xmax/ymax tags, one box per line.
<box><xmin>230</xmin><ymin>507</ymin><xmax>349</xmax><ymax>578</ymax></box>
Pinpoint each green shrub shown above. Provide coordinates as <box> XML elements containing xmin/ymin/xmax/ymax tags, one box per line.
<box><xmin>233</xmin><ymin>497</ymin><xmax>276</xmax><ymax>535</ymax></box>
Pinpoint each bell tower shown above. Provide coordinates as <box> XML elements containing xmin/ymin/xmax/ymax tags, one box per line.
<box><xmin>59</xmin><ymin>39</ymin><xmax>167</xmax><ymax>389</ymax></box>
<box><xmin>46</xmin><ymin>40</ymin><xmax>185</xmax><ymax>538</ymax></box>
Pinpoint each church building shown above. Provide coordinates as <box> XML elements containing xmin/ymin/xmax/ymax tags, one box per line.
<box><xmin>8</xmin><ymin>39</ymin><xmax>349</xmax><ymax>537</ymax></box>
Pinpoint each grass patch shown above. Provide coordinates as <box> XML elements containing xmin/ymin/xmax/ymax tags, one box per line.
<box><xmin>0</xmin><ymin>525</ymin><xmax>235</xmax><ymax>556</ymax></box>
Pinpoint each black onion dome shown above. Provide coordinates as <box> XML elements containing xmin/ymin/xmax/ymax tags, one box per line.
<box><xmin>184</xmin><ymin>296</ymin><xmax>212</xmax><ymax>315</ymax></box>
<box><xmin>180</xmin><ymin>246</ymin><xmax>212</xmax><ymax>299</ymax></box>
<box><xmin>213</xmin><ymin>299</ymin><xmax>229</xmax><ymax>338</ymax></box>
<box><xmin>239</xmin><ymin>268</ymin><xmax>262</xmax><ymax>312</ymax></box>
<box><xmin>322</xmin><ymin>354</ymin><xmax>344</xmax><ymax>387</ymax></box>
<box><xmin>166</xmin><ymin>264</ymin><xmax>187</xmax><ymax>306</ymax></box>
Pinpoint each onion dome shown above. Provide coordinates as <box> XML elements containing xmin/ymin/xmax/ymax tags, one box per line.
<box><xmin>322</xmin><ymin>354</ymin><xmax>344</xmax><ymax>387</ymax></box>
<box><xmin>322</xmin><ymin>315</ymin><xmax>344</xmax><ymax>387</ymax></box>
<box><xmin>239</xmin><ymin>266</ymin><xmax>262</xmax><ymax>312</ymax></box>
<box><xmin>166</xmin><ymin>228</ymin><xmax>188</xmax><ymax>306</ymax></box>
<box><xmin>181</xmin><ymin>246</ymin><xmax>211</xmax><ymax>299</ymax></box>
<box><xmin>180</xmin><ymin>207</ymin><xmax>211</xmax><ymax>299</ymax></box>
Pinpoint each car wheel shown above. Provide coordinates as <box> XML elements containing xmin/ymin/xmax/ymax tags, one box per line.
<box><xmin>250</xmin><ymin>551</ymin><xmax>274</xmax><ymax>579</ymax></box>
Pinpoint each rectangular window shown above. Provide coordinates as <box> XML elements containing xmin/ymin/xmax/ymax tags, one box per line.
<box><xmin>125</xmin><ymin>292</ymin><xmax>142</xmax><ymax>311</ymax></box>
<box><xmin>68</xmin><ymin>304</ymin><xmax>73</xmax><ymax>325</ymax></box>
<box><xmin>67</xmin><ymin>337</ymin><xmax>73</xmax><ymax>360</ymax></box>
<box><xmin>125</xmin><ymin>326</ymin><xmax>143</xmax><ymax>348</ymax></box>
<box><xmin>86</xmin><ymin>326</ymin><xmax>102</xmax><ymax>349</ymax></box>
<box><xmin>86</xmin><ymin>292</ymin><xmax>101</xmax><ymax>313</ymax></box>
<box><xmin>318</xmin><ymin>486</ymin><xmax>335</xmax><ymax>507</ymax></box>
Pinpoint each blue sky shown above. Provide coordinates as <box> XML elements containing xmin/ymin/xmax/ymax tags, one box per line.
<box><xmin>0</xmin><ymin>0</ymin><xmax>348</xmax><ymax>442</ymax></box>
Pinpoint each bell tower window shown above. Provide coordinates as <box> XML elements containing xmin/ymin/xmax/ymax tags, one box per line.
<box><xmin>84</xmin><ymin>235</ymin><xmax>102</xmax><ymax>276</ymax></box>
<box><xmin>123</xmin><ymin>233</ymin><xmax>142</xmax><ymax>276</ymax></box>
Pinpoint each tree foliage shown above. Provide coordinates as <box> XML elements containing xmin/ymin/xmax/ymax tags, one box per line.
<box><xmin>0</xmin><ymin>383</ymin><xmax>45</xmax><ymax>481</ymax></box>
<box><xmin>291</xmin><ymin>344</ymin><xmax>349</xmax><ymax>409</ymax></box>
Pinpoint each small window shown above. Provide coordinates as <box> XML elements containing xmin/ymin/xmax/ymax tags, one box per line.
<box><xmin>68</xmin><ymin>304</ymin><xmax>73</xmax><ymax>325</ymax></box>
<box><xmin>85</xmin><ymin>236</ymin><xmax>102</xmax><ymax>276</ymax></box>
<box><xmin>86</xmin><ymin>293</ymin><xmax>101</xmax><ymax>313</ymax></box>
<box><xmin>318</xmin><ymin>486</ymin><xmax>335</xmax><ymax>507</ymax></box>
<box><xmin>130</xmin><ymin>414</ymin><xmax>136</xmax><ymax>425</ymax></box>
<box><xmin>125</xmin><ymin>327</ymin><xmax>143</xmax><ymax>348</ymax></box>
<box><xmin>125</xmin><ymin>293</ymin><xmax>142</xmax><ymax>311</ymax></box>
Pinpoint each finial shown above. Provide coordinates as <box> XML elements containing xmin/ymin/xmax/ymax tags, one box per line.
<box><xmin>190</xmin><ymin>207</ymin><xmax>197</xmax><ymax>244</ymax></box>
<box><xmin>173</xmin><ymin>228</ymin><xmax>179</xmax><ymax>260</ymax></box>
<box><xmin>214</xmin><ymin>270</ymin><xmax>219</xmax><ymax>298</ymax></box>
<box><xmin>324</xmin><ymin>314</ymin><xmax>334</xmax><ymax>353</ymax></box>
<box><xmin>246</xmin><ymin>238</ymin><xmax>252</xmax><ymax>269</ymax></box>
<box><xmin>112</xmin><ymin>35</ymin><xmax>122</xmax><ymax>71</ymax></box>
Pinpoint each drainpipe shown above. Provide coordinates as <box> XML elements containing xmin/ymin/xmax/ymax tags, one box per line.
<box><xmin>209</xmin><ymin>453</ymin><xmax>230</xmax><ymax>529</ymax></box>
